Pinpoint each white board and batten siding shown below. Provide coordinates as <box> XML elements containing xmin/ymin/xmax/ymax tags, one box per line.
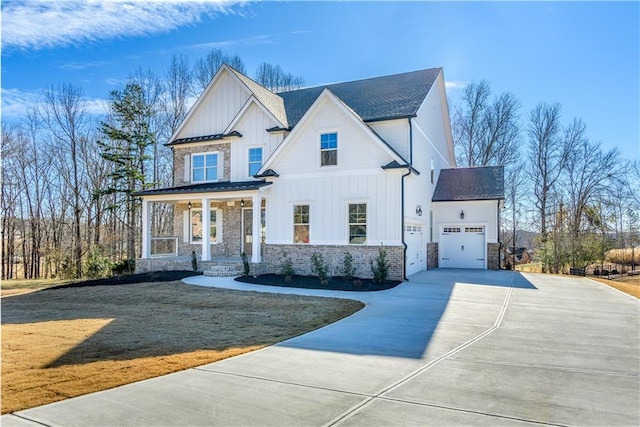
<box><xmin>264</xmin><ymin>95</ymin><xmax>403</xmax><ymax>246</ymax></box>
<box><xmin>176</xmin><ymin>70</ymin><xmax>250</xmax><ymax>139</ymax></box>
<box><xmin>229</xmin><ymin>102</ymin><xmax>284</xmax><ymax>181</ymax></box>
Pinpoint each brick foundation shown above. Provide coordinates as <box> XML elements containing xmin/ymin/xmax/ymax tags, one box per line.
<box><xmin>427</xmin><ymin>243</ymin><xmax>438</xmax><ymax>269</ymax></box>
<box><xmin>487</xmin><ymin>243</ymin><xmax>500</xmax><ymax>270</ymax></box>
<box><xmin>262</xmin><ymin>244</ymin><xmax>404</xmax><ymax>281</ymax></box>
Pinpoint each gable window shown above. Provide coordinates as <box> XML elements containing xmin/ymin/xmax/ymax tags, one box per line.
<box><xmin>348</xmin><ymin>203</ymin><xmax>367</xmax><ymax>244</ymax></box>
<box><xmin>192</xmin><ymin>152</ymin><xmax>218</xmax><ymax>182</ymax></box>
<box><xmin>430</xmin><ymin>159</ymin><xmax>435</xmax><ymax>184</ymax></box>
<box><xmin>320</xmin><ymin>132</ymin><xmax>337</xmax><ymax>166</ymax></box>
<box><xmin>293</xmin><ymin>205</ymin><xmax>310</xmax><ymax>244</ymax></box>
<box><xmin>248</xmin><ymin>147</ymin><xmax>263</xmax><ymax>177</ymax></box>
<box><xmin>190</xmin><ymin>209</ymin><xmax>218</xmax><ymax>243</ymax></box>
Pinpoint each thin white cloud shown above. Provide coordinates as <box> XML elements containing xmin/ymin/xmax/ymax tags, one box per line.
<box><xmin>185</xmin><ymin>34</ymin><xmax>274</xmax><ymax>52</ymax></box>
<box><xmin>1</xmin><ymin>88</ymin><xmax>108</xmax><ymax>119</ymax></box>
<box><xmin>445</xmin><ymin>80</ymin><xmax>468</xmax><ymax>90</ymax></box>
<box><xmin>58</xmin><ymin>61</ymin><xmax>111</xmax><ymax>71</ymax></box>
<box><xmin>1</xmin><ymin>0</ymin><xmax>248</xmax><ymax>52</ymax></box>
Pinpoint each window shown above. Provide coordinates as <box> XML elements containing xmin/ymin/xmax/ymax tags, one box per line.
<box><xmin>190</xmin><ymin>209</ymin><xmax>217</xmax><ymax>243</ymax></box>
<box><xmin>248</xmin><ymin>147</ymin><xmax>263</xmax><ymax>177</ymax></box>
<box><xmin>320</xmin><ymin>132</ymin><xmax>337</xmax><ymax>166</ymax></box>
<box><xmin>430</xmin><ymin>159</ymin><xmax>435</xmax><ymax>184</ymax></box>
<box><xmin>192</xmin><ymin>152</ymin><xmax>218</xmax><ymax>182</ymax></box>
<box><xmin>465</xmin><ymin>227</ymin><xmax>484</xmax><ymax>233</ymax></box>
<box><xmin>348</xmin><ymin>203</ymin><xmax>367</xmax><ymax>244</ymax></box>
<box><xmin>443</xmin><ymin>227</ymin><xmax>461</xmax><ymax>233</ymax></box>
<box><xmin>293</xmin><ymin>205</ymin><xmax>309</xmax><ymax>243</ymax></box>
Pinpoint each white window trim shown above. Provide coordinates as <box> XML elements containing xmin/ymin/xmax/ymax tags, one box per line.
<box><xmin>292</xmin><ymin>203</ymin><xmax>310</xmax><ymax>244</ymax></box>
<box><xmin>189</xmin><ymin>208</ymin><xmax>221</xmax><ymax>244</ymax></box>
<box><xmin>346</xmin><ymin>201</ymin><xmax>367</xmax><ymax>245</ymax></box>
<box><xmin>191</xmin><ymin>151</ymin><xmax>220</xmax><ymax>183</ymax></box>
<box><xmin>319</xmin><ymin>131</ymin><xmax>339</xmax><ymax>168</ymax></box>
<box><xmin>247</xmin><ymin>146</ymin><xmax>264</xmax><ymax>178</ymax></box>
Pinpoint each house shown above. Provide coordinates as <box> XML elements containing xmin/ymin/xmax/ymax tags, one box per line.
<box><xmin>135</xmin><ymin>65</ymin><xmax>504</xmax><ymax>279</ymax></box>
<box><xmin>506</xmin><ymin>247</ymin><xmax>532</xmax><ymax>267</ymax></box>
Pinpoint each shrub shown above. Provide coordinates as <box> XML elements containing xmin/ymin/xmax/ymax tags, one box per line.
<box><xmin>370</xmin><ymin>245</ymin><xmax>390</xmax><ymax>283</ymax></box>
<box><xmin>601</xmin><ymin>270</ymin><xmax>610</xmax><ymax>276</ymax></box>
<box><xmin>311</xmin><ymin>252</ymin><xmax>328</xmax><ymax>283</ymax></box>
<box><xmin>611</xmin><ymin>269</ymin><xmax>619</xmax><ymax>275</ymax></box>
<box><xmin>593</xmin><ymin>269</ymin><xmax>600</xmax><ymax>276</ymax></box>
<box><xmin>85</xmin><ymin>248</ymin><xmax>112</xmax><ymax>279</ymax></box>
<box><xmin>240</xmin><ymin>252</ymin><xmax>250</xmax><ymax>276</ymax></box>
<box><xmin>341</xmin><ymin>252</ymin><xmax>356</xmax><ymax>281</ymax></box>
<box><xmin>279</xmin><ymin>251</ymin><xmax>294</xmax><ymax>281</ymax></box>
<box><xmin>191</xmin><ymin>251</ymin><xmax>198</xmax><ymax>272</ymax></box>
<box><xmin>112</xmin><ymin>259</ymin><xmax>135</xmax><ymax>275</ymax></box>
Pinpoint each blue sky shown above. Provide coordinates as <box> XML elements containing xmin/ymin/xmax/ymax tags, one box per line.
<box><xmin>2</xmin><ymin>1</ymin><xmax>638</xmax><ymax>160</ymax></box>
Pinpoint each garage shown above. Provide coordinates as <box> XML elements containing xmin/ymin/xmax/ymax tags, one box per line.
<box><xmin>439</xmin><ymin>225</ymin><xmax>485</xmax><ymax>269</ymax></box>
<box><xmin>405</xmin><ymin>224</ymin><xmax>425</xmax><ymax>276</ymax></box>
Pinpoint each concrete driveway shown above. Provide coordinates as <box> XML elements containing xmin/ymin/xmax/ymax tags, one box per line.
<box><xmin>3</xmin><ymin>270</ymin><xmax>638</xmax><ymax>426</ymax></box>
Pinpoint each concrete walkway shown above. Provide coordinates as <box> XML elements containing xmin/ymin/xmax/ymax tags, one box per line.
<box><xmin>3</xmin><ymin>270</ymin><xmax>639</xmax><ymax>426</ymax></box>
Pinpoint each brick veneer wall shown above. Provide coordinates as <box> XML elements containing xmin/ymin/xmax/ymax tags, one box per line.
<box><xmin>174</xmin><ymin>201</ymin><xmax>242</xmax><ymax>258</ymax></box>
<box><xmin>487</xmin><ymin>243</ymin><xmax>500</xmax><ymax>270</ymax></box>
<box><xmin>262</xmin><ymin>244</ymin><xmax>405</xmax><ymax>281</ymax></box>
<box><xmin>427</xmin><ymin>243</ymin><xmax>438</xmax><ymax>270</ymax></box>
<box><xmin>173</xmin><ymin>142</ymin><xmax>231</xmax><ymax>185</ymax></box>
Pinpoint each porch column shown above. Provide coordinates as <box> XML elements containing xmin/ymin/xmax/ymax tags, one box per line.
<box><xmin>202</xmin><ymin>198</ymin><xmax>211</xmax><ymax>261</ymax></box>
<box><xmin>141</xmin><ymin>199</ymin><xmax>151</xmax><ymax>258</ymax></box>
<box><xmin>251</xmin><ymin>195</ymin><xmax>262</xmax><ymax>263</ymax></box>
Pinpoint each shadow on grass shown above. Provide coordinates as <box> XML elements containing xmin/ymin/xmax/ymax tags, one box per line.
<box><xmin>1</xmin><ymin>278</ymin><xmax>363</xmax><ymax>368</ymax></box>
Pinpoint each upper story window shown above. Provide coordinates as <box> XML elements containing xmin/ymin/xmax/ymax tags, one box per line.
<box><xmin>293</xmin><ymin>205</ymin><xmax>310</xmax><ymax>244</ymax></box>
<box><xmin>248</xmin><ymin>147</ymin><xmax>263</xmax><ymax>177</ymax></box>
<box><xmin>320</xmin><ymin>132</ymin><xmax>337</xmax><ymax>166</ymax></box>
<box><xmin>192</xmin><ymin>152</ymin><xmax>218</xmax><ymax>182</ymax></box>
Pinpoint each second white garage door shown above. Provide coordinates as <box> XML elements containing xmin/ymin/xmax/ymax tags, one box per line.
<box><xmin>440</xmin><ymin>226</ymin><xmax>486</xmax><ymax>269</ymax></box>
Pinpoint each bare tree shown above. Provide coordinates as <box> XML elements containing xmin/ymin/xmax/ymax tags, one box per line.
<box><xmin>192</xmin><ymin>48</ymin><xmax>245</xmax><ymax>92</ymax></box>
<box><xmin>254</xmin><ymin>62</ymin><xmax>305</xmax><ymax>92</ymax></box>
<box><xmin>527</xmin><ymin>103</ymin><xmax>575</xmax><ymax>272</ymax></box>
<box><xmin>452</xmin><ymin>81</ymin><xmax>520</xmax><ymax>168</ymax></box>
<box><xmin>41</xmin><ymin>83</ymin><xmax>89</xmax><ymax>277</ymax></box>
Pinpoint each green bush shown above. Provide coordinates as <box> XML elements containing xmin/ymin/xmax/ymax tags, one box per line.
<box><xmin>111</xmin><ymin>259</ymin><xmax>135</xmax><ymax>275</ymax></box>
<box><xmin>241</xmin><ymin>252</ymin><xmax>250</xmax><ymax>276</ymax></box>
<box><xmin>370</xmin><ymin>245</ymin><xmax>389</xmax><ymax>283</ymax></box>
<box><xmin>279</xmin><ymin>251</ymin><xmax>294</xmax><ymax>278</ymax></box>
<box><xmin>310</xmin><ymin>252</ymin><xmax>328</xmax><ymax>282</ymax></box>
<box><xmin>85</xmin><ymin>248</ymin><xmax>112</xmax><ymax>279</ymax></box>
<box><xmin>341</xmin><ymin>252</ymin><xmax>356</xmax><ymax>281</ymax></box>
<box><xmin>191</xmin><ymin>251</ymin><xmax>198</xmax><ymax>272</ymax></box>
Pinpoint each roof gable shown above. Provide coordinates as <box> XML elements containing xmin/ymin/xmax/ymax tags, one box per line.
<box><xmin>279</xmin><ymin>68</ymin><xmax>441</xmax><ymax>128</ymax></box>
<box><xmin>260</xmin><ymin>88</ymin><xmax>409</xmax><ymax>174</ymax></box>
<box><xmin>432</xmin><ymin>166</ymin><xmax>505</xmax><ymax>201</ymax></box>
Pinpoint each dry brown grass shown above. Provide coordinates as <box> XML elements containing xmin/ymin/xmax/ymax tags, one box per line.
<box><xmin>1</xmin><ymin>281</ymin><xmax>363</xmax><ymax>414</ymax></box>
<box><xmin>590</xmin><ymin>275</ymin><xmax>640</xmax><ymax>298</ymax></box>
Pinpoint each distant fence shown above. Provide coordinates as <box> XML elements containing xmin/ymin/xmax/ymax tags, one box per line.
<box><xmin>151</xmin><ymin>237</ymin><xmax>178</xmax><ymax>257</ymax></box>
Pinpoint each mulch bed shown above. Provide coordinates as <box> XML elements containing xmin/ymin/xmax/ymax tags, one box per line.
<box><xmin>45</xmin><ymin>270</ymin><xmax>203</xmax><ymax>290</ymax></box>
<box><xmin>236</xmin><ymin>274</ymin><xmax>401</xmax><ymax>292</ymax></box>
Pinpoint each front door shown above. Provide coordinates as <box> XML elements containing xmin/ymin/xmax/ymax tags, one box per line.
<box><xmin>242</xmin><ymin>208</ymin><xmax>253</xmax><ymax>256</ymax></box>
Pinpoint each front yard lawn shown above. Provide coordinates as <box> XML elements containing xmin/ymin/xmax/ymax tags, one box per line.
<box><xmin>1</xmin><ymin>280</ymin><xmax>363</xmax><ymax>414</ymax></box>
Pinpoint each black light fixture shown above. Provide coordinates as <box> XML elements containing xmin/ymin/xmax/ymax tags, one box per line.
<box><xmin>416</xmin><ymin>205</ymin><xmax>423</xmax><ymax>216</ymax></box>
<box><xmin>460</xmin><ymin>210</ymin><xmax>465</xmax><ymax>220</ymax></box>
<box><xmin>240</xmin><ymin>199</ymin><xmax>245</xmax><ymax>208</ymax></box>
<box><xmin>188</xmin><ymin>201</ymin><xmax>192</xmax><ymax>209</ymax></box>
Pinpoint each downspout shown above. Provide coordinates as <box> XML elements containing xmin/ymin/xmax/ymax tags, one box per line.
<box><xmin>401</xmin><ymin>117</ymin><xmax>414</xmax><ymax>281</ymax></box>
<box><xmin>401</xmin><ymin>169</ymin><xmax>411</xmax><ymax>281</ymax></box>
<box><xmin>497</xmin><ymin>199</ymin><xmax>502</xmax><ymax>270</ymax></box>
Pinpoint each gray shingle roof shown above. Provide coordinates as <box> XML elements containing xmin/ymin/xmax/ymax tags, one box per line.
<box><xmin>134</xmin><ymin>180</ymin><xmax>271</xmax><ymax>197</ymax></box>
<box><xmin>278</xmin><ymin>68</ymin><xmax>442</xmax><ymax>128</ymax></box>
<box><xmin>432</xmin><ymin>166</ymin><xmax>504</xmax><ymax>201</ymax></box>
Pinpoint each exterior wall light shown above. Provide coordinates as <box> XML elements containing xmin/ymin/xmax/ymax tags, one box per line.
<box><xmin>416</xmin><ymin>205</ymin><xmax>423</xmax><ymax>216</ymax></box>
<box><xmin>460</xmin><ymin>210</ymin><xmax>465</xmax><ymax>220</ymax></box>
<box><xmin>188</xmin><ymin>201</ymin><xmax>192</xmax><ymax>210</ymax></box>
<box><xmin>240</xmin><ymin>199</ymin><xmax>245</xmax><ymax>207</ymax></box>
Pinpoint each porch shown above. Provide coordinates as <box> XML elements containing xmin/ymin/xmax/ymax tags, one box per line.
<box><xmin>136</xmin><ymin>256</ymin><xmax>264</xmax><ymax>277</ymax></box>
<box><xmin>136</xmin><ymin>181</ymin><xmax>271</xmax><ymax>273</ymax></box>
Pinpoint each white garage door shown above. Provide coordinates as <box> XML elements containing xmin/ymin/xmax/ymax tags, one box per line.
<box><xmin>440</xmin><ymin>226</ymin><xmax>485</xmax><ymax>269</ymax></box>
<box><xmin>405</xmin><ymin>225</ymin><xmax>425</xmax><ymax>276</ymax></box>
